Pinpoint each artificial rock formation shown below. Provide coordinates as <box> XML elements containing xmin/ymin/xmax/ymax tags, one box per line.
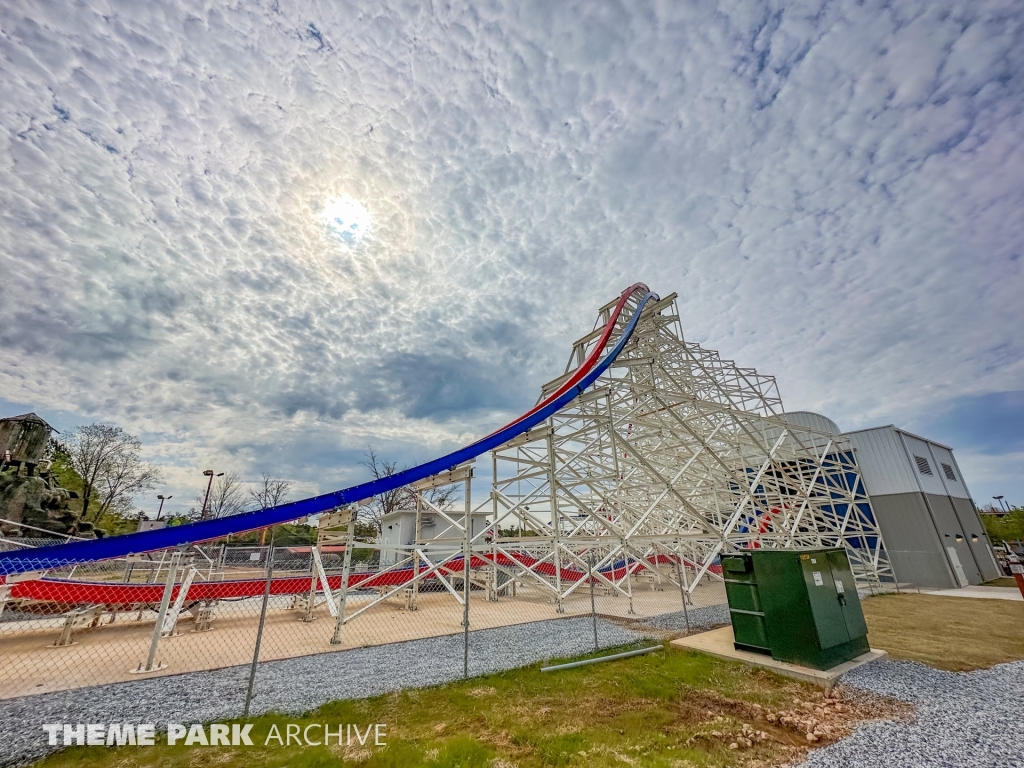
<box><xmin>0</xmin><ymin>413</ymin><xmax>93</xmax><ymax>540</ymax></box>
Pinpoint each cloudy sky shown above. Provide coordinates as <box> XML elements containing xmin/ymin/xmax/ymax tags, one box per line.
<box><xmin>1</xmin><ymin>0</ymin><xmax>1022</xmax><ymax>517</ymax></box>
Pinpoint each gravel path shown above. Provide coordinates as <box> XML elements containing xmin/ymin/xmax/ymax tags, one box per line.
<box><xmin>800</xmin><ymin>658</ymin><xmax>1024</xmax><ymax>768</ymax></box>
<box><xmin>0</xmin><ymin>616</ymin><xmax>645</xmax><ymax>768</ymax></box>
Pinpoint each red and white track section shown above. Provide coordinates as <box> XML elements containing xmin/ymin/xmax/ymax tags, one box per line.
<box><xmin>7</xmin><ymin>553</ymin><xmax>720</xmax><ymax>606</ymax></box>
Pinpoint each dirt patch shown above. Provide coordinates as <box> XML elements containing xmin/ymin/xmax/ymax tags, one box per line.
<box><xmin>672</xmin><ymin>685</ymin><xmax>912</xmax><ymax>766</ymax></box>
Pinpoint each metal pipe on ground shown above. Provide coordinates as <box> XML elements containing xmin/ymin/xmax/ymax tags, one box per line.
<box><xmin>540</xmin><ymin>644</ymin><xmax>663</xmax><ymax>673</ymax></box>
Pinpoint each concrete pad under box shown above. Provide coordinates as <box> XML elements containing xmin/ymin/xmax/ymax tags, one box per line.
<box><xmin>670</xmin><ymin>626</ymin><xmax>887</xmax><ymax>689</ymax></box>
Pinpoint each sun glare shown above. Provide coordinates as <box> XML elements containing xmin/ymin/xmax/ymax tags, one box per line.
<box><xmin>321</xmin><ymin>195</ymin><xmax>371</xmax><ymax>245</ymax></box>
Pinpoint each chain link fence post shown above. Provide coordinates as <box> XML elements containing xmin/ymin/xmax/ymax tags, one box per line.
<box><xmin>243</xmin><ymin>529</ymin><xmax>275</xmax><ymax>717</ymax></box>
<box><xmin>462</xmin><ymin>523</ymin><xmax>470</xmax><ymax>678</ymax></box>
<box><xmin>675</xmin><ymin>543</ymin><xmax>691</xmax><ymax>635</ymax></box>
<box><xmin>588</xmin><ymin>551</ymin><xmax>598</xmax><ymax>651</ymax></box>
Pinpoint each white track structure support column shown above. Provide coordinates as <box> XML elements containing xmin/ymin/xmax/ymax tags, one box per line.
<box><xmin>489</xmin><ymin>292</ymin><xmax>893</xmax><ymax>594</ymax></box>
<box><xmin>327</xmin><ymin>507</ymin><xmax>356</xmax><ymax>645</ymax></box>
<box><xmin>546</xmin><ymin>425</ymin><xmax>565</xmax><ymax>614</ymax></box>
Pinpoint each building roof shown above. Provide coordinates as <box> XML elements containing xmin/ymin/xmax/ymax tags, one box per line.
<box><xmin>841</xmin><ymin>423</ymin><xmax>952</xmax><ymax>451</ymax></box>
<box><xmin>780</xmin><ymin>410</ymin><xmax>842</xmax><ymax>436</ymax></box>
<box><xmin>0</xmin><ymin>412</ymin><xmax>58</xmax><ymax>433</ymax></box>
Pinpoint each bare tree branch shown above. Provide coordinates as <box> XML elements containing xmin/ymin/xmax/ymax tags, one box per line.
<box><xmin>249</xmin><ymin>473</ymin><xmax>291</xmax><ymax>510</ymax></box>
<box><xmin>98</xmin><ymin>453</ymin><xmax>161</xmax><ymax>517</ymax></box>
<box><xmin>360</xmin><ymin>447</ymin><xmax>457</xmax><ymax>535</ymax></box>
<box><xmin>64</xmin><ymin>424</ymin><xmax>161</xmax><ymax>520</ymax></box>
<box><xmin>197</xmin><ymin>471</ymin><xmax>246</xmax><ymax>519</ymax></box>
<box><xmin>360</xmin><ymin>447</ymin><xmax>404</xmax><ymax>535</ymax></box>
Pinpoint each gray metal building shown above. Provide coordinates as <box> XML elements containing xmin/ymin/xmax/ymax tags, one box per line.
<box><xmin>782</xmin><ymin>412</ymin><xmax>1000</xmax><ymax>588</ymax></box>
<box><xmin>842</xmin><ymin>425</ymin><xmax>999</xmax><ymax>588</ymax></box>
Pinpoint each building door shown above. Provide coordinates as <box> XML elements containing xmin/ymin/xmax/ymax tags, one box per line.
<box><xmin>946</xmin><ymin>547</ymin><xmax>969</xmax><ymax>587</ymax></box>
<box><xmin>826</xmin><ymin>549</ymin><xmax>869</xmax><ymax>638</ymax></box>
<box><xmin>799</xmin><ymin>554</ymin><xmax>849</xmax><ymax>650</ymax></box>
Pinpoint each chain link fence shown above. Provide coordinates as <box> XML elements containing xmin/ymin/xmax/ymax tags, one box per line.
<box><xmin>0</xmin><ymin>524</ymin><xmax>727</xmax><ymax>712</ymax></box>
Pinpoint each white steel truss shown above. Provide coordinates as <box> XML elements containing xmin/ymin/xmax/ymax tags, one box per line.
<box><xmin>485</xmin><ymin>292</ymin><xmax>894</xmax><ymax>606</ymax></box>
<box><xmin>305</xmin><ymin>290</ymin><xmax>894</xmax><ymax>628</ymax></box>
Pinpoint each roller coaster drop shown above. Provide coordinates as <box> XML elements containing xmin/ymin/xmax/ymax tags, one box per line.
<box><xmin>0</xmin><ymin>284</ymin><xmax>894</xmax><ymax>640</ymax></box>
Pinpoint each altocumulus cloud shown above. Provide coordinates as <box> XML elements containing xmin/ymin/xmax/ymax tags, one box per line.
<box><xmin>1</xmin><ymin>0</ymin><xmax>1022</xmax><ymax>513</ymax></box>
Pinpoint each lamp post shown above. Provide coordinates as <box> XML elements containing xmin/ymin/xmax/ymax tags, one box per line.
<box><xmin>156</xmin><ymin>494</ymin><xmax>172</xmax><ymax>520</ymax></box>
<box><xmin>994</xmin><ymin>496</ymin><xmax>1010</xmax><ymax>514</ymax></box>
<box><xmin>201</xmin><ymin>470</ymin><xmax>224</xmax><ymax>520</ymax></box>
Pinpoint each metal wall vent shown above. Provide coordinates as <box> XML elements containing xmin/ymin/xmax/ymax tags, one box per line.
<box><xmin>941</xmin><ymin>463</ymin><xmax>956</xmax><ymax>482</ymax></box>
<box><xmin>914</xmin><ymin>455</ymin><xmax>933</xmax><ymax>476</ymax></box>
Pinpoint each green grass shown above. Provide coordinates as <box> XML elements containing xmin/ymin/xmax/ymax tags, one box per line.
<box><xmin>983</xmin><ymin>577</ymin><xmax>1020</xmax><ymax>589</ymax></box>
<box><xmin>862</xmin><ymin>592</ymin><xmax>1024</xmax><ymax>671</ymax></box>
<box><xmin>32</xmin><ymin>643</ymin><xmax>850</xmax><ymax>768</ymax></box>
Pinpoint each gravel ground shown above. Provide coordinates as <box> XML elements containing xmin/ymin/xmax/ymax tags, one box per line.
<box><xmin>644</xmin><ymin>602</ymin><xmax>1024</xmax><ymax>767</ymax></box>
<box><xmin>9</xmin><ymin>604</ymin><xmax>1018</xmax><ymax>768</ymax></box>
<box><xmin>635</xmin><ymin>601</ymin><xmax>731</xmax><ymax>633</ymax></box>
<box><xmin>800</xmin><ymin>658</ymin><xmax>1024</xmax><ymax>768</ymax></box>
<box><xmin>0</xmin><ymin>616</ymin><xmax>645</xmax><ymax>768</ymax></box>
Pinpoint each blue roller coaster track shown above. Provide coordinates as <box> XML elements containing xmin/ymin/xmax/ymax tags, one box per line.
<box><xmin>0</xmin><ymin>284</ymin><xmax>657</xmax><ymax>576</ymax></box>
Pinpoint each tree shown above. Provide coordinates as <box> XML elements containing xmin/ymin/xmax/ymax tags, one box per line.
<box><xmin>64</xmin><ymin>424</ymin><xmax>160</xmax><ymax>520</ymax></box>
<box><xmin>99</xmin><ymin>443</ymin><xmax>161</xmax><ymax>517</ymax></box>
<box><xmin>249</xmin><ymin>473</ymin><xmax>291</xmax><ymax>546</ymax></box>
<box><xmin>360</xmin><ymin>447</ymin><xmax>457</xmax><ymax>536</ymax></box>
<box><xmin>249</xmin><ymin>473</ymin><xmax>291</xmax><ymax>510</ymax></box>
<box><xmin>191</xmin><ymin>471</ymin><xmax>247</xmax><ymax>519</ymax></box>
<box><xmin>982</xmin><ymin>506</ymin><xmax>1024</xmax><ymax>544</ymax></box>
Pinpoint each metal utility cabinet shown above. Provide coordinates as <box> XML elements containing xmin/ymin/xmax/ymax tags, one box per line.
<box><xmin>723</xmin><ymin>548</ymin><xmax>870</xmax><ymax>670</ymax></box>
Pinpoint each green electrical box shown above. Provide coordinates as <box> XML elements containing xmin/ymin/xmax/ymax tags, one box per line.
<box><xmin>722</xmin><ymin>548</ymin><xmax>870</xmax><ymax>670</ymax></box>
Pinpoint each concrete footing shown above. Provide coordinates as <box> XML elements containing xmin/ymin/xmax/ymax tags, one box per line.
<box><xmin>670</xmin><ymin>626</ymin><xmax>887</xmax><ymax>689</ymax></box>
<box><xmin>920</xmin><ymin>586</ymin><xmax>1023</xmax><ymax>602</ymax></box>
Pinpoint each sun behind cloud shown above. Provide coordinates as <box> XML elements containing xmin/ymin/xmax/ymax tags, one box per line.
<box><xmin>321</xmin><ymin>195</ymin><xmax>371</xmax><ymax>246</ymax></box>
